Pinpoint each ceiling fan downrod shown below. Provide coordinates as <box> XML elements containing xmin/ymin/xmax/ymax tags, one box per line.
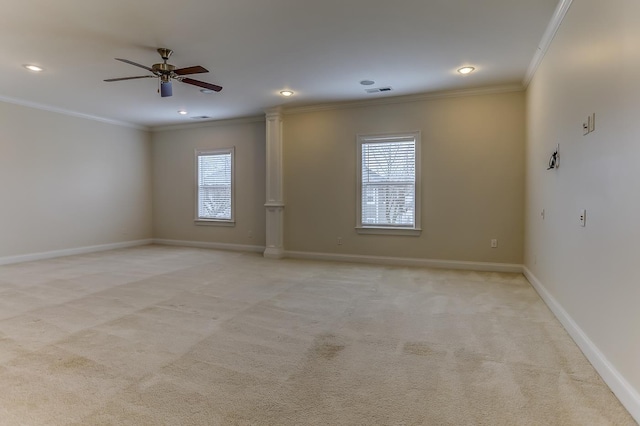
<box><xmin>157</xmin><ymin>48</ymin><xmax>173</xmax><ymax>61</ymax></box>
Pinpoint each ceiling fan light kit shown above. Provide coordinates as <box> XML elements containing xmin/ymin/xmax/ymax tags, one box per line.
<box><xmin>160</xmin><ymin>81</ymin><xmax>172</xmax><ymax>97</ymax></box>
<box><xmin>104</xmin><ymin>48</ymin><xmax>222</xmax><ymax>97</ymax></box>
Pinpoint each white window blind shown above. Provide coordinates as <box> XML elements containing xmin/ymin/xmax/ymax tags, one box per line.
<box><xmin>196</xmin><ymin>149</ymin><xmax>233</xmax><ymax>221</ymax></box>
<box><xmin>359</xmin><ymin>135</ymin><xmax>417</xmax><ymax>228</ymax></box>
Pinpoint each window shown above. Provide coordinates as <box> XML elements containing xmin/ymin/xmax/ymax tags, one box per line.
<box><xmin>356</xmin><ymin>132</ymin><xmax>421</xmax><ymax>235</ymax></box>
<box><xmin>195</xmin><ymin>148</ymin><xmax>234</xmax><ymax>225</ymax></box>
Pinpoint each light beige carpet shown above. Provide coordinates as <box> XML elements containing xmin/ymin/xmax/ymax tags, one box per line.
<box><xmin>0</xmin><ymin>245</ymin><xmax>634</xmax><ymax>425</ymax></box>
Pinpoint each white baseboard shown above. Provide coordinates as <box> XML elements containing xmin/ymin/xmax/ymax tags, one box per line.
<box><xmin>523</xmin><ymin>267</ymin><xmax>640</xmax><ymax>423</ymax></box>
<box><xmin>153</xmin><ymin>238</ymin><xmax>265</xmax><ymax>253</ymax></box>
<box><xmin>1</xmin><ymin>239</ymin><xmax>520</xmax><ymax>273</ymax></box>
<box><xmin>263</xmin><ymin>247</ymin><xmax>285</xmax><ymax>259</ymax></box>
<box><xmin>285</xmin><ymin>250</ymin><xmax>523</xmax><ymax>273</ymax></box>
<box><xmin>0</xmin><ymin>239</ymin><xmax>153</xmax><ymax>266</ymax></box>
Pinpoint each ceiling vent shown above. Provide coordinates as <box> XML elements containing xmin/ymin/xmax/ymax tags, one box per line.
<box><xmin>365</xmin><ymin>87</ymin><xmax>393</xmax><ymax>94</ymax></box>
<box><xmin>190</xmin><ymin>115</ymin><xmax>213</xmax><ymax>119</ymax></box>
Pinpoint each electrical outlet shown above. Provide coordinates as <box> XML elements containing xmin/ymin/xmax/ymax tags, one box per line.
<box><xmin>541</xmin><ymin>208</ymin><xmax>545</xmax><ymax>220</ymax></box>
<box><xmin>248</xmin><ymin>231</ymin><xmax>253</xmax><ymax>239</ymax></box>
<box><xmin>337</xmin><ymin>237</ymin><xmax>343</xmax><ymax>245</ymax></box>
<box><xmin>491</xmin><ymin>239</ymin><xmax>498</xmax><ymax>248</ymax></box>
<box><xmin>579</xmin><ymin>209</ymin><xmax>586</xmax><ymax>227</ymax></box>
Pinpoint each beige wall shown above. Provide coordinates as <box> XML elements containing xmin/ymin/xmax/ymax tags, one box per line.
<box><xmin>0</xmin><ymin>101</ymin><xmax>152</xmax><ymax>257</ymax></box>
<box><xmin>152</xmin><ymin>120</ymin><xmax>266</xmax><ymax>246</ymax></box>
<box><xmin>283</xmin><ymin>92</ymin><xmax>525</xmax><ymax>263</ymax></box>
<box><xmin>525</xmin><ymin>0</ymin><xmax>640</xmax><ymax>415</ymax></box>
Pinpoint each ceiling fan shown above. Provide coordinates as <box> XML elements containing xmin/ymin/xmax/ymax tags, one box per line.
<box><xmin>104</xmin><ymin>48</ymin><xmax>222</xmax><ymax>97</ymax></box>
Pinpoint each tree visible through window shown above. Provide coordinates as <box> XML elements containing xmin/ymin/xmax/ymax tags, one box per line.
<box><xmin>357</xmin><ymin>133</ymin><xmax>420</xmax><ymax>231</ymax></box>
<box><xmin>196</xmin><ymin>148</ymin><xmax>233</xmax><ymax>221</ymax></box>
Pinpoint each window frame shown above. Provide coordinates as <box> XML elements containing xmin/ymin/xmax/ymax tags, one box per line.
<box><xmin>194</xmin><ymin>147</ymin><xmax>235</xmax><ymax>227</ymax></box>
<box><xmin>356</xmin><ymin>132</ymin><xmax>421</xmax><ymax>236</ymax></box>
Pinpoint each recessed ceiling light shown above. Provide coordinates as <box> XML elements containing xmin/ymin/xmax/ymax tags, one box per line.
<box><xmin>457</xmin><ymin>66</ymin><xmax>475</xmax><ymax>75</ymax></box>
<box><xmin>280</xmin><ymin>90</ymin><xmax>294</xmax><ymax>97</ymax></box>
<box><xmin>200</xmin><ymin>89</ymin><xmax>214</xmax><ymax>94</ymax></box>
<box><xmin>178</xmin><ymin>110</ymin><xmax>188</xmax><ymax>115</ymax></box>
<box><xmin>360</xmin><ymin>80</ymin><xmax>375</xmax><ymax>86</ymax></box>
<box><xmin>24</xmin><ymin>64</ymin><xmax>43</xmax><ymax>72</ymax></box>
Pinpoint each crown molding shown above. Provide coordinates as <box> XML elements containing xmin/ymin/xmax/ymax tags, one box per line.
<box><xmin>523</xmin><ymin>0</ymin><xmax>573</xmax><ymax>86</ymax></box>
<box><xmin>1</xmin><ymin>83</ymin><xmax>527</xmax><ymax>133</ymax></box>
<box><xmin>265</xmin><ymin>106</ymin><xmax>283</xmax><ymax>117</ymax></box>
<box><xmin>283</xmin><ymin>84</ymin><xmax>524</xmax><ymax>115</ymax></box>
<box><xmin>151</xmin><ymin>114</ymin><xmax>265</xmax><ymax>132</ymax></box>
<box><xmin>0</xmin><ymin>95</ymin><xmax>147</xmax><ymax>130</ymax></box>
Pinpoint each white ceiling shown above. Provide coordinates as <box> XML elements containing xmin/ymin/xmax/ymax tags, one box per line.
<box><xmin>0</xmin><ymin>0</ymin><xmax>559</xmax><ymax>128</ymax></box>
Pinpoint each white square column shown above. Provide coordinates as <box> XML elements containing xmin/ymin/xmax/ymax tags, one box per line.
<box><xmin>264</xmin><ymin>107</ymin><xmax>285</xmax><ymax>258</ymax></box>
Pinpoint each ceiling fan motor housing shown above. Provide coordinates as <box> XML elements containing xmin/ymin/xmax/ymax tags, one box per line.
<box><xmin>152</xmin><ymin>63</ymin><xmax>176</xmax><ymax>73</ymax></box>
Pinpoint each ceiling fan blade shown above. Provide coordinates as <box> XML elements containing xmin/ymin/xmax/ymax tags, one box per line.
<box><xmin>181</xmin><ymin>78</ymin><xmax>223</xmax><ymax>92</ymax></box>
<box><xmin>104</xmin><ymin>75</ymin><xmax>155</xmax><ymax>82</ymax></box>
<box><xmin>115</xmin><ymin>58</ymin><xmax>154</xmax><ymax>72</ymax></box>
<box><xmin>174</xmin><ymin>65</ymin><xmax>209</xmax><ymax>76</ymax></box>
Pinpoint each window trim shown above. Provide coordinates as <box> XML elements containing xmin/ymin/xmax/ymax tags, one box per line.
<box><xmin>194</xmin><ymin>147</ymin><xmax>235</xmax><ymax>226</ymax></box>
<box><xmin>356</xmin><ymin>132</ymin><xmax>421</xmax><ymax>236</ymax></box>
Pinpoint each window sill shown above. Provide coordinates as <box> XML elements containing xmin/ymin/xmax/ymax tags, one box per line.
<box><xmin>355</xmin><ymin>226</ymin><xmax>421</xmax><ymax>236</ymax></box>
<box><xmin>194</xmin><ymin>219</ymin><xmax>235</xmax><ymax>227</ymax></box>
